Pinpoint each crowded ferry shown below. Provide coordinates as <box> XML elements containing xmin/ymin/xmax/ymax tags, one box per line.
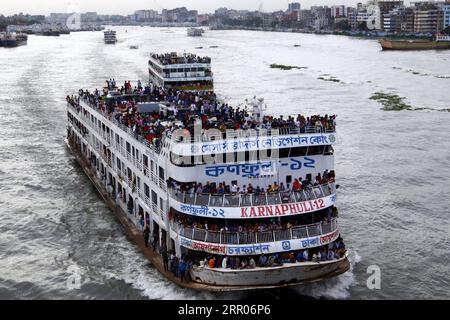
<box><xmin>65</xmin><ymin>52</ymin><xmax>349</xmax><ymax>290</ymax></box>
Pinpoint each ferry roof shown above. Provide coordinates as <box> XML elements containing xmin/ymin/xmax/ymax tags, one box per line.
<box><xmin>150</xmin><ymin>52</ymin><xmax>211</xmax><ymax>66</ymax></box>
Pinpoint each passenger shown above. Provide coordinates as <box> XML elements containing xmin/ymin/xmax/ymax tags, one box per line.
<box><xmin>302</xmin><ymin>249</ymin><xmax>309</xmax><ymax>262</ymax></box>
<box><xmin>327</xmin><ymin>249</ymin><xmax>335</xmax><ymax>260</ymax></box>
<box><xmin>179</xmin><ymin>258</ymin><xmax>186</xmax><ymax>281</ymax></box>
<box><xmin>248</xmin><ymin>257</ymin><xmax>256</xmax><ymax>269</ymax></box>
<box><xmin>289</xmin><ymin>251</ymin><xmax>296</xmax><ymax>263</ymax></box>
<box><xmin>258</xmin><ymin>254</ymin><xmax>267</xmax><ymax>267</ymax></box>
<box><xmin>143</xmin><ymin>225</ymin><xmax>150</xmax><ymax>247</ymax></box>
<box><xmin>161</xmin><ymin>247</ymin><xmax>169</xmax><ymax>271</ymax></box>
<box><xmin>320</xmin><ymin>249</ymin><xmax>328</xmax><ymax>261</ymax></box>
<box><xmin>222</xmin><ymin>256</ymin><xmax>228</xmax><ymax>269</ymax></box>
<box><xmin>208</xmin><ymin>257</ymin><xmax>215</xmax><ymax>268</ymax></box>
<box><xmin>312</xmin><ymin>251</ymin><xmax>321</xmax><ymax>262</ymax></box>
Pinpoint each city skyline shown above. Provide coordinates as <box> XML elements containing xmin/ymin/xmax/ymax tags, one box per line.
<box><xmin>1</xmin><ymin>0</ymin><xmax>422</xmax><ymax>16</ymax></box>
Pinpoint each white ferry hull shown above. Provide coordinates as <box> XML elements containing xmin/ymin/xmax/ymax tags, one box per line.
<box><xmin>190</xmin><ymin>256</ymin><xmax>349</xmax><ymax>287</ymax></box>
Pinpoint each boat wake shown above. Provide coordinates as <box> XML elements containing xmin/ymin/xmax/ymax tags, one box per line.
<box><xmin>292</xmin><ymin>248</ymin><xmax>361</xmax><ymax>299</ymax></box>
<box><xmin>95</xmin><ymin>247</ymin><xmax>243</xmax><ymax>300</ymax></box>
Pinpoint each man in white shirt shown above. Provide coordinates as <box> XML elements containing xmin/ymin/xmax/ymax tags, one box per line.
<box><xmin>230</xmin><ymin>183</ymin><xmax>238</xmax><ymax>193</ymax></box>
<box><xmin>222</xmin><ymin>256</ymin><xmax>228</xmax><ymax>269</ymax></box>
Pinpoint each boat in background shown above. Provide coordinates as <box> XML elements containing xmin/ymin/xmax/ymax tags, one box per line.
<box><xmin>104</xmin><ymin>30</ymin><xmax>117</xmax><ymax>44</ymax></box>
<box><xmin>187</xmin><ymin>27</ymin><xmax>204</xmax><ymax>37</ymax></box>
<box><xmin>0</xmin><ymin>32</ymin><xmax>28</xmax><ymax>47</ymax></box>
<box><xmin>379</xmin><ymin>34</ymin><xmax>450</xmax><ymax>50</ymax></box>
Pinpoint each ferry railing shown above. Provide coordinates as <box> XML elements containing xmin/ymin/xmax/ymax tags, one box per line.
<box><xmin>109</xmin><ymin>137</ymin><xmax>167</xmax><ymax>192</ymax></box>
<box><xmin>73</xmin><ymin>98</ymin><xmax>336</xmax><ymax>147</ymax></box>
<box><xmin>165</xmin><ymin>125</ymin><xmax>335</xmax><ymax>144</ymax></box>
<box><xmin>77</xmin><ymin>98</ymin><xmax>162</xmax><ymax>156</ymax></box>
<box><xmin>168</xmin><ymin>182</ymin><xmax>335</xmax><ymax>208</ymax></box>
<box><xmin>170</xmin><ymin>219</ymin><xmax>338</xmax><ymax>245</ymax></box>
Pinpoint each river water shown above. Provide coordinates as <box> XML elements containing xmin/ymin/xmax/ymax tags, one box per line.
<box><xmin>0</xmin><ymin>26</ymin><xmax>449</xmax><ymax>300</ymax></box>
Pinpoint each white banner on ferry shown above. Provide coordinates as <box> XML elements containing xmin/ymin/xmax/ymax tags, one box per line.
<box><xmin>176</xmin><ymin>230</ymin><xmax>340</xmax><ymax>256</ymax></box>
<box><xmin>170</xmin><ymin>193</ymin><xmax>336</xmax><ymax>219</ymax></box>
<box><xmin>171</xmin><ymin>133</ymin><xmax>337</xmax><ymax>156</ymax></box>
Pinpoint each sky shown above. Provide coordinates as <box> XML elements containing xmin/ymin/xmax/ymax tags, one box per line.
<box><xmin>0</xmin><ymin>0</ymin><xmax>384</xmax><ymax>16</ymax></box>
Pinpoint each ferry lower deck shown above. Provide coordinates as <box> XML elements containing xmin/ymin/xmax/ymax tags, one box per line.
<box><xmin>65</xmin><ymin>136</ymin><xmax>350</xmax><ymax>291</ymax></box>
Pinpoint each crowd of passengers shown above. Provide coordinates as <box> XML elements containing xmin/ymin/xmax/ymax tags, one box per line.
<box><xmin>169</xmin><ymin>207</ymin><xmax>338</xmax><ymax>233</ymax></box>
<box><xmin>168</xmin><ymin>170</ymin><xmax>336</xmax><ymax>197</ymax></box>
<box><xmin>151</xmin><ymin>53</ymin><xmax>211</xmax><ymax>65</ymax></box>
<box><xmin>193</xmin><ymin>239</ymin><xmax>346</xmax><ymax>270</ymax></box>
<box><xmin>66</xmin><ymin>79</ymin><xmax>336</xmax><ymax>149</ymax></box>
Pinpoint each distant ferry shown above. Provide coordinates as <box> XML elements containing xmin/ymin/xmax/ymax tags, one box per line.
<box><xmin>66</xmin><ymin>52</ymin><xmax>349</xmax><ymax>291</ymax></box>
<box><xmin>0</xmin><ymin>32</ymin><xmax>28</xmax><ymax>47</ymax></box>
<box><xmin>37</xmin><ymin>30</ymin><xmax>61</xmax><ymax>36</ymax></box>
<box><xmin>187</xmin><ymin>27</ymin><xmax>204</xmax><ymax>37</ymax></box>
<box><xmin>104</xmin><ymin>30</ymin><xmax>117</xmax><ymax>44</ymax></box>
<box><xmin>148</xmin><ymin>52</ymin><xmax>213</xmax><ymax>91</ymax></box>
<box><xmin>379</xmin><ymin>34</ymin><xmax>450</xmax><ymax>50</ymax></box>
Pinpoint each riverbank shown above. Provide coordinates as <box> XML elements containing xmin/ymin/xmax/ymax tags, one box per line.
<box><xmin>209</xmin><ymin>25</ymin><xmax>434</xmax><ymax>40</ymax></box>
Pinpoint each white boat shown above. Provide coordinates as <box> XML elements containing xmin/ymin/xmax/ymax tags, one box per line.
<box><xmin>187</xmin><ymin>27</ymin><xmax>204</xmax><ymax>37</ymax></box>
<box><xmin>148</xmin><ymin>52</ymin><xmax>213</xmax><ymax>91</ymax></box>
<box><xmin>65</xmin><ymin>52</ymin><xmax>349</xmax><ymax>290</ymax></box>
<box><xmin>104</xmin><ymin>30</ymin><xmax>117</xmax><ymax>44</ymax></box>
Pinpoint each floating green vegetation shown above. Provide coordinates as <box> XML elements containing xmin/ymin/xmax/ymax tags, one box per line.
<box><xmin>369</xmin><ymin>92</ymin><xmax>413</xmax><ymax>111</ymax></box>
<box><xmin>270</xmin><ymin>64</ymin><xmax>307</xmax><ymax>70</ymax></box>
<box><xmin>317</xmin><ymin>75</ymin><xmax>341</xmax><ymax>83</ymax></box>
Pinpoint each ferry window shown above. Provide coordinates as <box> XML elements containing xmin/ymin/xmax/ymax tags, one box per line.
<box><xmin>144</xmin><ymin>184</ymin><xmax>150</xmax><ymax>198</ymax></box>
<box><xmin>150</xmin><ymin>160</ymin><xmax>154</xmax><ymax>173</ymax></box>
<box><xmin>151</xmin><ymin>191</ymin><xmax>157</xmax><ymax>206</ymax></box>
<box><xmin>245</xmin><ymin>151</ymin><xmax>250</xmax><ymax>162</ymax></box>
<box><xmin>286</xmin><ymin>176</ymin><xmax>292</xmax><ymax>184</ymax></box>
<box><xmin>126</xmin><ymin>142</ymin><xmax>131</xmax><ymax>153</ymax></box>
<box><xmin>306</xmin><ymin>174</ymin><xmax>312</xmax><ymax>181</ymax></box>
<box><xmin>234</xmin><ymin>152</ymin><xmax>243</xmax><ymax>163</ymax></box>
<box><xmin>307</xmin><ymin>146</ymin><xmax>325</xmax><ymax>156</ymax></box>
<box><xmin>143</xmin><ymin>154</ymin><xmax>148</xmax><ymax>167</ymax></box>
<box><xmin>159</xmin><ymin>197</ymin><xmax>164</xmax><ymax>211</ymax></box>
<box><xmin>289</xmin><ymin>147</ymin><xmax>307</xmax><ymax>157</ymax></box>
<box><xmin>194</xmin><ymin>155</ymin><xmax>203</xmax><ymax>165</ymax></box>
<box><xmin>249</xmin><ymin>150</ymin><xmax>258</xmax><ymax>161</ymax></box>
<box><xmin>324</xmin><ymin>145</ymin><xmax>334</xmax><ymax>155</ymax></box>
<box><xmin>279</xmin><ymin>148</ymin><xmax>290</xmax><ymax>158</ymax></box>
<box><xmin>177</xmin><ymin>68</ymin><xmax>183</xmax><ymax>72</ymax></box>
<box><xmin>259</xmin><ymin>149</ymin><xmax>272</xmax><ymax>161</ymax></box>
<box><xmin>224</xmin><ymin>152</ymin><xmax>235</xmax><ymax>164</ymax></box>
<box><xmin>159</xmin><ymin>167</ymin><xmax>165</xmax><ymax>181</ymax></box>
